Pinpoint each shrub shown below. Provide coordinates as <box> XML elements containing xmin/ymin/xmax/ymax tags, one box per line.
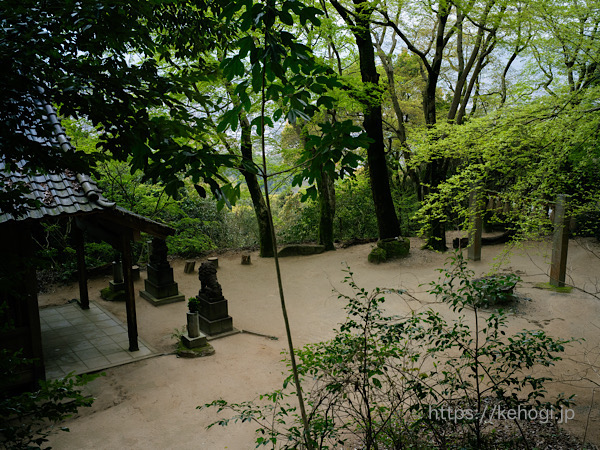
<box><xmin>274</xmin><ymin>192</ymin><xmax>319</xmax><ymax>244</ymax></box>
<box><xmin>202</xmin><ymin>256</ymin><xmax>574</xmax><ymax>449</ymax></box>
<box><xmin>334</xmin><ymin>171</ymin><xmax>378</xmax><ymax>240</ymax></box>
<box><xmin>1</xmin><ymin>303</ymin><xmax>99</xmax><ymax>449</ymax></box>
<box><xmin>166</xmin><ymin>218</ymin><xmax>218</xmax><ymax>257</ymax></box>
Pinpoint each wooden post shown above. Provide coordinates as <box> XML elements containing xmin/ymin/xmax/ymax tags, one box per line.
<box><xmin>73</xmin><ymin>225</ymin><xmax>89</xmax><ymax>309</ymax></box>
<box><xmin>550</xmin><ymin>194</ymin><xmax>569</xmax><ymax>287</ymax></box>
<box><xmin>121</xmin><ymin>231</ymin><xmax>139</xmax><ymax>351</ymax></box>
<box><xmin>184</xmin><ymin>260</ymin><xmax>196</xmax><ymax>274</ymax></box>
<box><xmin>208</xmin><ymin>256</ymin><xmax>218</xmax><ymax>268</ymax></box>
<box><xmin>241</xmin><ymin>254</ymin><xmax>251</xmax><ymax>265</ymax></box>
<box><xmin>468</xmin><ymin>188</ymin><xmax>482</xmax><ymax>261</ymax></box>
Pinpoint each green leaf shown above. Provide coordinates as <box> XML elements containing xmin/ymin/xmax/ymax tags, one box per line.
<box><xmin>316</xmin><ymin>95</ymin><xmax>335</xmax><ymax>109</ymax></box>
<box><xmin>298</xmin><ymin>6</ymin><xmax>322</xmax><ymax>26</ymax></box>
<box><xmin>279</xmin><ymin>10</ymin><xmax>294</xmax><ymax>25</ymax></box>
<box><xmin>287</xmin><ymin>108</ymin><xmax>311</xmax><ymax>124</ymax></box>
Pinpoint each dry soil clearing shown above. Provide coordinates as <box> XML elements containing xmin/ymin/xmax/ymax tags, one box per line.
<box><xmin>40</xmin><ymin>236</ymin><xmax>600</xmax><ymax>449</ymax></box>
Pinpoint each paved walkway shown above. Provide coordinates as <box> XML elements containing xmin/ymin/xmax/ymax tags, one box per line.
<box><xmin>40</xmin><ymin>301</ymin><xmax>155</xmax><ymax>379</ymax></box>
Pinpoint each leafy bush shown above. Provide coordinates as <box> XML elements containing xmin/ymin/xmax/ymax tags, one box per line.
<box><xmin>334</xmin><ymin>171</ymin><xmax>378</xmax><ymax>240</ymax></box>
<box><xmin>166</xmin><ymin>218</ymin><xmax>218</xmax><ymax>257</ymax></box>
<box><xmin>274</xmin><ymin>192</ymin><xmax>319</xmax><ymax>244</ymax></box>
<box><xmin>202</xmin><ymin>255</ymin><xmax>574</xmax><ymax>449</ymax></box>
<box><xmin>0</xmin><ymin>368</ymin><xmax>97</xmax><ymax>449</ymax></box>
<box><xmin>223</xmin><ymin>203</ymin><xmax>260</xmax><ymax>249</ymax></box>
<box><xmin>1</xmin><ymin>302</ymin><xmax>99</xmax><ymax>449</ymax></box>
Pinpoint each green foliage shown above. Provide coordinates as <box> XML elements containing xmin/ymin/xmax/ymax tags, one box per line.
<box><xmin>202</xmin><ymin>257</ymin><xmax>574</xmax><ymax>448</ymax></box>
<box><xmin>1</xmin><ymin>362</ymin><xmax>97</xmax><ymax>449</ymax></box>
<box><xmin>166</xmin><ymin>218</ymin><xmax>218</xmax><ymax>257</ymax></box>
<box><xmin>1</xmin><ymin>302</ymin><xmax>99</xmax><ymax>449</ymax></box>
<box><xmin>412</xmin><ymin>87</ymin><xmax>600</xmax><ymax>241</ymax></box>
<box><xmin>187</xmin><ymin>296</ymin><xmax>200</xmax><ymax>314</ymax></box>
<box><xmin>273</xmin><ymin>192</ymin><xmax>320</xmax><ymax>244</ymax></box>
<box><xmin>33</xmin><ymin>221</ymin><xmax>117</xmax><ymax>285</ymax></box>
<box><xmin>1</xmin><ymin>0</ymin><xmax>237</xmax><ymax>213</ymax></box>
<box><xmin>334</xmin><ymin>170</ymin><xmax>379</xmax><ymax>240</ymax></box>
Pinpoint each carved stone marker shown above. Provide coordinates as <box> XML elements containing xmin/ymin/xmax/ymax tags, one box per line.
<box><xmin>101</xmin><ymin>257</ymin><xmax>126</xmax><ymax>301</ymax></box>
<box><xmin>181</xmin><ymin>312</ymin><xmax>207</xmax><ymax>348</ymax></box>
<box><xmin>110</xmin><ymin>258</ymin><xmax>125</xmax><ymax>291</ymax></box>
<box><xmin>193</xmin><ymin>261</ymin><xmax>233</xmax><ymax>336</ymax></box>
<box><xmin>140</xmin><ymin>237</ymin><xmax>185</xmax><ymax>306</ymax></box>
<box><xmin>101</xmin><ymin>258</ymin><xmax>141</xmax><ymax>301</ymax></box>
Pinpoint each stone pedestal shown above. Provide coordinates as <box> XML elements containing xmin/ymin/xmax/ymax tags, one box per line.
<box><xmin>194</xmin><ymin>261</ymin><xmax>233</xmax><ymax>336</ymax></box>
<box><xmin>101</xmin><ymin>260</ymin><xmax>126</xmax><ymax>301</ymax></box>
<box><xmin>140</xmin><ymin>238</ymin><xmax>184</xmax><ymax>306</ymax></box>
<box><xmin>196</xmin><ymin>296</ymin><xmax>233</xmax><ymax>335</ymax></box>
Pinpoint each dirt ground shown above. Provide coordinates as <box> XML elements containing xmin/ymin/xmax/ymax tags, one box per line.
<box><xmin>39</xmin><ymin>235</ymin><xmax>600</xmax><ymax>449</ymax></box>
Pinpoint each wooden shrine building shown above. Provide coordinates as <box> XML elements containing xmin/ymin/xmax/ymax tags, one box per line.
<box><xmin>0</xmin><ymin>102</ymin><xmax>174</xmax><ymax>391</ymax></box>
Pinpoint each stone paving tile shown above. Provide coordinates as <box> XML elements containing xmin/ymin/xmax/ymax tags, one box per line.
<box><xmin>40</xmin><ymin>302</ymin><xmax>155</xmax><ymax>379</ymax></box>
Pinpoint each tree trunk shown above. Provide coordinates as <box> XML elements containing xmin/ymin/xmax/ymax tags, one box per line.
<box><xmin>348</xmin><ymin>0</ymin><xmax>401</xmax><ymax>239</ymax></box>
<box><xmin>317</xmin><ymin>168</ymin><xmax>336</xmax><ymax>250</ymax></box>
<box><xmin>424</xmin><ymin>159</ymin><xmax>448</xmax><ymax>251</ymax></box>
<box><xmin>239</xmin><ymin>116</ymin><xmax>275</xmax><ymax>257</ymax></box>
<box><xmin>422</xmin><ymin>7</ymin><xmax>449</xmax><ymax>251</ymax></box>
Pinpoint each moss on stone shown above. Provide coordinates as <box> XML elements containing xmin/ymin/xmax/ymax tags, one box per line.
<box><xmin>368</xmin><ymin>247</ymin><xmax>387</xmax><ymax>264</ymax></box>
<box><xmin>175</xmin><ymin>341</ymin><xmax>215</xmax><ymax>358</ymax></box>
<box><xmin>377</xmin><ymin>237</ymin><xmax>410</xmax><ymax>259</ymax></box>
<box><xmin>100</xmin><ymin>287</ymin><xmax>125</xmax><ymax>302</ymax></box>
<box><xmin>534</xmin><ymin>282</ymin><xmax>573</xmax><ymax>293</ymax></box>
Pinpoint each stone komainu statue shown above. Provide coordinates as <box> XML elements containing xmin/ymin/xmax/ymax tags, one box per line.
<box><xmin>197</xmin><ymin>262</ymin><xmax>223</xmax><ymax>300</ymax></box>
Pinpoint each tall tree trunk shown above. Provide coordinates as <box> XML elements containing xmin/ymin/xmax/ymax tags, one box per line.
<box><xmin>317</xmin><ymin>168</ymin><xmax>336</xmax><ymax>250</ymax></box>
<box><xmin>220</xmin><ymin>77</ymin><xmax>274</xmax><ymax>257</ymax></box>
<box><xmin>332</xmin><ymin>0</ymin><xmax>401</xmax><ymax>239</ymax></box>
<box><xmin>240</xmin><ymin>115</ymin><xmax>275</xmax><ymax>257</ymax></box>
<box><xmin>422</xmin><ymin>6</ymin><xmax>449</xmax><ymax>251</ymax></box>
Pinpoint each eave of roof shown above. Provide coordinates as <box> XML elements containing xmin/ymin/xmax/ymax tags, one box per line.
<box><xmin>0</xmin><ymin>95</ymin><xmax>174</xmax><ymax>238</ymax></box>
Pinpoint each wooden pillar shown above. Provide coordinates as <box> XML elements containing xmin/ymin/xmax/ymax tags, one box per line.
<box><xmin>468</xmin><ymin>188</ymin><xmax>482</xmax><ymax>261</ymax></box>
<box><xmin>121</xmin><ymin>231</ymin><xmax>139</xmax><ymax>351</ymax></box>
<box><xmin>550</xmin><ymin>194</ymin><xmax>569</xmax><ymax>287</ymax></box>
<box><xmin>73</xmin><ymin>225</ymin><xmax>89</xmax><ymax>310</ymax></box>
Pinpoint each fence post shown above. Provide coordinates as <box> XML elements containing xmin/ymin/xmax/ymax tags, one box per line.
<box><xmin>468</xmin><ymin>187</ymin><xmax>482</xmax><ymax>261</ymax></box>
<box><xmin>550</xmin><ymin>194</ymin><xmax>569</xmax><ymax>287</ymax></box>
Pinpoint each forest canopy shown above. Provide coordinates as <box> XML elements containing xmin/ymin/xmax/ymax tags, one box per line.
<box><xmin>1</xmin><ymin>0</ymin><xmax>599</xmax><ymax>253</ymax></box>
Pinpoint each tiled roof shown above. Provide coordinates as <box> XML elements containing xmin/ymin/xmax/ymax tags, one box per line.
<box><xmin>0</xmin><ymin>91</ymin><xmax>117</xmax><ymax>223</ymax></box>
<box><xmin>0</xmin><ymin>160</ymin><xmax>116</xmax><ymax>224</ymax></box>
<box><xmin>1</xmin><ymin>93</ymin><xmax>174</xmax><ymax>238</ymax></box>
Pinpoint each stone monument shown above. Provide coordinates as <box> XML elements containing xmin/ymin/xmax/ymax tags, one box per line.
<box><xmin>181</xmin><ymin>312</ymin><xmax>207</xmax><ymax>348</ymax></box>
<box><xmin>140</xmin><ymin>237</ymin><xmax>185</xmax><ymax>306</ymax></box>
<box><xmin>192</xmin><ymin>261</ymin><xmax>233</xmax><ymax>336</ymax></box>
<box><xmin>100</xmin><ymin>257</ymin><xmax>126</xmax><ymax>301</ymax></box>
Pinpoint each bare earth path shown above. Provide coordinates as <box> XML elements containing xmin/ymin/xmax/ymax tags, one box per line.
<box><xmin>40</xmin><ymin>237</ymin><xmax>600</xmax><ymax>449</ymax></box>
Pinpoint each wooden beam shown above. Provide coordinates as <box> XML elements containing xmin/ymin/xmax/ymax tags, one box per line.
<box><xmin>103</xmin><ymin>207</ymin><xmax>175</xmax><ymax>239</ymax></box>
<box><xmin>121</xmin><ymin>231</ymin><xmax>139</xmax><ymax>352</ymax></box>
<box><xmin>73</xmin><ymin>225</ymin><xmax>89</xmax><ymax>309</ymax></box>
